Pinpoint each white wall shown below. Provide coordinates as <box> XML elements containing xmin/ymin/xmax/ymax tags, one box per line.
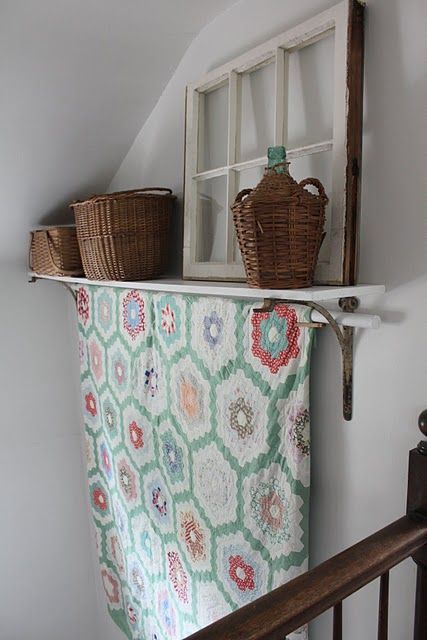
<box><xmin>0</xmin><ymin>0</ymin><xmax>238</xmax><ymax>261</ymax></box>
<box><xmin>0</xmin><ymin>2</ymin><xmax>239</xmax><ymax>639</ymax></box>
<box><xmin>110</xmin><ymin>0</ymin><xmax>427</xmax><ymax>638</ymax></box>
<box><xmin>0</xmin><ymin>265</ymin><xmax>100</xmax><ymax>640</ymax></box>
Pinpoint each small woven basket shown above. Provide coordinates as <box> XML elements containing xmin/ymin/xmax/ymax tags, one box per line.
<box><xmin>71</xmin><ymin>188</ymin><xmax>176</xmax><ymax>281</ymax></box>
<box><xmin>29</xmin><ymin>226</ymin><xmax>83</xmax><ymax>277</ymax></box>
<box><xmin>231</xmin><ymin>162</ymin><xmax>328</xmax><ymax>288</ymax></box>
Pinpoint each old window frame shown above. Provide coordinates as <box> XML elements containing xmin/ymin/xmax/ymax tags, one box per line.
<box><xmin>183</xmin><ymin>0</ymin><xmax>364</xmax><ymax>285</ymax></box>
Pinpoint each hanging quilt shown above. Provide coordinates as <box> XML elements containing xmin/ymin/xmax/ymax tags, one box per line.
<box><xmin>76</xmin><ymin>285</ymin><xmax>313</xmax><ymax>640</ymax></box>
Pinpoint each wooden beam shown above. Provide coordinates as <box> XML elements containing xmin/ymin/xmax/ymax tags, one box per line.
<box><xmin>343</xmin><ymin>0</ymin><xmax>365</xmax><ymax>285</ymax></box>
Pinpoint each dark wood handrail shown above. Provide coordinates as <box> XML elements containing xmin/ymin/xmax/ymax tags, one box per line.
<box><xmin>185</xmin><ymin>515</ymin><xmax>427</xmax><ymax>640</ymax></box>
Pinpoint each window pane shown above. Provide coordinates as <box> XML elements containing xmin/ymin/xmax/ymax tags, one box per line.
<box><xmin>196</xmin><ymin>175</ymin><xmax>227</xmax><ymax>263</ymax></box>
<box><xmin>238</xmin><ymin>62</ymin><xmax>275</xmax><ymax>162</ymax></box>
<box><xmin>287</xmin><ymin>33</ymin><xmax>334</xmax><ymax>149</ymax></box>
<box><xmin>288</xmin><ymin>150</ymin><xmax>332</xmax><ymax>263</ymax></box>
<box><xmin>198</xmin><ymin>83</ymin><xmax>229</xmax><ymax>172</ymax></box>
<box><xmin>236</xmin><ymin>165</ymin><xmax>265</xmax><ymax>193</ymax></box>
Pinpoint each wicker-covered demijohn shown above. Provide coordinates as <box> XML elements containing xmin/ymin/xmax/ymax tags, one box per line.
<box><xmin>71</xmin><ymin>188</ymin><xmax>176</xmax><ymax>281</ymax></box>
<box><xmin>231</xmin><ymin>162</ymin><xmax>328</xmax><ymax>288</ymax></box>
<box><xmin>29</xmin><ymin>226</ymin><xmax>83</xmax><ymax>277</ymax></box>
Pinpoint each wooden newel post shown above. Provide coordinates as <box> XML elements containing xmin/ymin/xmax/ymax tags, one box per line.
<box><xmin>407</xmin><ymin>410</ymin><xmax>427</xmax><ymax>639</ymax></box>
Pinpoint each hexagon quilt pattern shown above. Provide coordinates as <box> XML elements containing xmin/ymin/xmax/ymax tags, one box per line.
<box><xmin>77</xmin><ymin>285</ymin><xmax>313</xmax><ymax>640</ymax></box>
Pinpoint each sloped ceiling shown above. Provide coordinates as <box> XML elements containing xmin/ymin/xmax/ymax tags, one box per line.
<box><xmin>0</xmin><ymin>0</ymin><xmax>238</xmax><ymax>260</ymax></box>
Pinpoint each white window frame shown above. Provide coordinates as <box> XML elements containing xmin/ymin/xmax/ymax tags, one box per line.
<box><xmin>183</xmin><ymin>0</ymin><xmax>364</xmax><ymax>285</ymax></box>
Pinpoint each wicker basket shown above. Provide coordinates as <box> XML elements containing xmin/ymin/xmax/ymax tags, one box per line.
<box><xmin>231</xmin><ymin>162</ymin><xmax>328</xmax><ymax>288</ymax></box>
<box><xmin>29</xmin><ymin>226</ymin><xmax>83</xmax><ymax>277</ymax></box>
<box><xmin>70</xmin><ymin>188</ymin><xmax>176</xmax><ymax>281</ymax></box>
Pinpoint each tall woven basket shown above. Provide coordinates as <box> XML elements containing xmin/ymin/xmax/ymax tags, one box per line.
<box><xmin>71</xmin><ymin>188</ymin><xmax>176</xmax><ymax>281</ymax></box>
<box><xmin>231</xmin><ymin>162</ymin><xmax>328</xmax><ymax>288</ymax></box>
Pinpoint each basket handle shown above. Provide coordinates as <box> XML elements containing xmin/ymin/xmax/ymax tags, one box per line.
<box><xmin>87</xmin><ymin>187</ymin><xmax>173</xmax><ymax>203</ymax></box>
<box><xmin>233</xmin><ymin>188</ymin><xmax>253</xmax><ymax>205</ymax></box>
<box><xmin>28</xmin><ymin>231</ymin><xmax>35</xmax><ymax>271</ymax></box>
<box><xmin>33</xmin><ymin>230</ymin><xmax>83</xmax><ymax>277</ymax></box>
<box><xmin>298</xmin><ymin>178</ymin><xmax>328</xmax><ymax>201</ymax></box>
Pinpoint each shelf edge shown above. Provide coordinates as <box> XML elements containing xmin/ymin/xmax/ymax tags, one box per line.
<box><xmin>28</xmin><ymin>272</ymin><xmax>385</xmax><ymax>303</ymax></box>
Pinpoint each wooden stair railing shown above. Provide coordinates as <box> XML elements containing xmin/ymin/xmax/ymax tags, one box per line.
<box><xmin>185</xmin><ymin>411</ymin><xmax>427</xmax><ymax>640</ymax></box>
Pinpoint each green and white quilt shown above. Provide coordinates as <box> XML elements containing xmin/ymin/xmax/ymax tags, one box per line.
<box><xmin>77</xmin><ymin>285</ymin><xmax>313</xmax><ymax>640</ymax></box>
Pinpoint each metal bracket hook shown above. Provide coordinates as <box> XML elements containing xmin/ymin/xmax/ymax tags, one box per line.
<box><xmin>253</xmin><ymin>296</ymin><xmax>360</xmax><ymax>421</ymax></box>
<box><xmin>29</xmin><ymin>274</ymin><xmax>77</xmax><ymax>302</ymax></box>
<box><xmin>61</xmin><ymin>283</ymin><xmax>77</xmax><ymax>302</ymax></box>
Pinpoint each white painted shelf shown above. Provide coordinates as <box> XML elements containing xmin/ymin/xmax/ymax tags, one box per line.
<box><xmin>29</xmin><ymin>272</ymin><xmax>385</xmax><ymax>303</ymax></box>
<box><xmin>29</xmin><ymin>271</ymin><xmax>385</xmax><ymax>420</ymax></box>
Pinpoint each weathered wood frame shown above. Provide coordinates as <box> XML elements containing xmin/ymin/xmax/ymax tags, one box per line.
<box><xmin>183</xmin><ymin>0</ymin><xmax>364</xmax><ymax>285</ymax></box>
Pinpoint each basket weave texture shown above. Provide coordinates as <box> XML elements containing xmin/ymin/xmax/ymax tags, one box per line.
<box><xmin>29</xmin><ymin>227</ymin><xmax>83</xmax><ymax>277</ymax></box>
<box><xmin>231</xmin><ymin>163</ymin><xmax>328</xmax><ymax>288</ymax></box>
<box><xmin>71</xmin><ymin>188</ymin><xmax>176</xmax><ymax>281</ymax></box>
